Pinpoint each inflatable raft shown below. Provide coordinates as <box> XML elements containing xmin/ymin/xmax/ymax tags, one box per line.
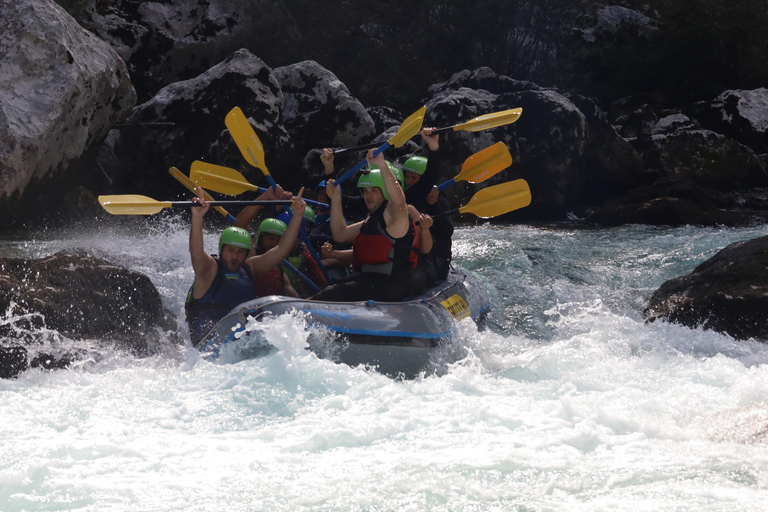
<box><xmin>197</xmin><ymin>266</ymin><xmax>491</xmax><ymax>376</ymax></box>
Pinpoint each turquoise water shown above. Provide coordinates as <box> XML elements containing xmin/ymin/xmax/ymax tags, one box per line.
<box><xmin>2</xmin><ymin>220</ymin><xmax>768</xmax><ymax>511</ymax></box>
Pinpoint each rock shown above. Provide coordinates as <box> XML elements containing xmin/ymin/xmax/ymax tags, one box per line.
<box><xmin>69</xmin><ymin>0</ymin><xmax>301</xmax><ymax>102</ymax></box>
<box><xmin>274</xmin><ymin>60</ymin><xmax>376</xmax><ymax>157</ymax></box>
<box><xmin>645</xmin><ymin>235</ymin><xmax>768</xmax><ymax>340</ymax></box>
<box><xmin>367</xmin><ymin>106</ymin><xmax>402</xmax><ymax>134</ymax></box>
<box><xmin>0</xmin><ymin>252</ymin><xmax>177</xmax><ymax>354</ymax></box>
<box><xmin>0</xmin><ymin>346</ymin><xmax>28</xmax><ymax>380</ymax></box>
<box><xmin>649</xmin><ymin>112</ymin><xmax>696</xmax><ymax>136</ymax></box>
<box><xmin>0</xmin><ymin>0</ymin><xmax>136</xmax><ymax>223</ymax></box>
<box><xmin>99</xmin><ymin>48</ymin><xmax>297</xmax><ymax>197</ymax></box>
<box><xmin>578</xmin><ymin>5</ymin><xmax>659</xmax><ymax>43</ymax></box>
<box><xmin>636</xmin><ymin>130</ymin><xmax>768</xmax><ymax>190</ymax></box>
<box><xmin>692</xmin><ymin>88</ymin><xmax>768</xmax><ymax>154</ymax></box>
<box><xmin>0</xmin><ymin>346</ymin><xmax>78</xmax><ymax>380</ymax></box>
<box><xmin>585</xmin><ymin>177</ymin><xmax>768</xmax><ymax>227</ymax></box>
<box><xmin>568</xmin><ymin>94</ymin><xmax>645</xmax><ymax>204</ymax></box>
<box><xmin>424</xmin><ymin>75</ymin><xmax>589</xmax><ymax>219</ymax></box>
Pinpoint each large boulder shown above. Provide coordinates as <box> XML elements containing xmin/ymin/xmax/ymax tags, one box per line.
<box><xmin>0</xmin><ymin>0</ymin><xmax>136</xmax><ymax>223</ymax></box>
<box><xmin>636</xmin><ymin>130</ymin><xmax>768</xmax><ymax>190</ymax></box>
<box><xmin>99</xmin><ymin>48</ymin><xmax>297</xmax><ymax>197</ymax></box>
<box><xmin>0</xmin><ymin>252</ymin><xmax>176</xmax><ymax>349</ymax></box>
<box><xmin>692</xmin><ymin>88</ymin><xmax>768</xmax><ymax>155</ymax></box>
<box><xmin>423</xmin><ymin>69</ymin><xmax>591</xmax><ymax>219</ymax></box>
<box><xmin>645</xmin><ymin>235</ymin><xmax>768</xmax><ymax>340</ymax></box>
<box><xmin>68</xmin><ymin>0</ymin><xmax>301</xmax><ymax>102</ymax></box>
<box><xmin>567</xmin><ymin>94</ymin><xmax>645</xmax><ymax>205</ymax></box>
<box><xmin>274</xmin><ymin>60</ymin><xmax>376</xmax><ymax>158</ymax></box>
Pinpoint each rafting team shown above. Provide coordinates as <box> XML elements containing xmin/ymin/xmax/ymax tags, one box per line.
<box><xmin>185</xmin><ymin>128</ymin><xmax>453</xmax><ymax>346</ymax></box>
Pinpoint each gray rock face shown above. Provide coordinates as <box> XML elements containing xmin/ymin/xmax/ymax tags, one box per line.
<box><xmin>0</xmin><ymin>0</ymin><xmax>135</xmax><ymax>203</ymax></box>
<box><xmin>73</xmin><ymin>0</ymin><xmax>300</xmax><ymax>101</ymax></box>
<box><xmin>645</xmin><ymin>235</ymin><xmax>768</xmax><ymax>341</ymax></box>
<box><xmin>274</xmin><ymin>60</ymin><xmax>376</xmax><ymax>156</ymax></box>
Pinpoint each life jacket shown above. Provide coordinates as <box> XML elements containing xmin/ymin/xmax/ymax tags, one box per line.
<box><xmin>352</xmin><ymin>203</ymin><xmax>419</xmax><ymax>277</ymax></box>
<box><xmin>253</xmin><ymin>265</ymin><xmax>285</xmax><ymax>297</ymax></box>
<box><xmin>185</xmin><ymin>257</ymin><xmax>256</xmax><ymax>347</ymax></box>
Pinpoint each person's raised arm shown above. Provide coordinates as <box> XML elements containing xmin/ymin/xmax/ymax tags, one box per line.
<box><xmin>189</xmin><ymin>187</ymin><xmax>218</xmax><ymax>298</ymax></box>
<box><xmin>247</xmin><ymin>188</ymin><xmax>306</xmax><ymax>276</ymax></box>
<box><xmin>234</xmin><ymin>184</ymin><xmax>285</xmax><ymax>230</ymax></box>
<box><xmin>327</xmin><ymin>179</ymin><xmax>363</xmax><ymax>244</ymax></box>
<box><xmin>320</xmin><ymin>148</ymin><xmax>335</xmax><ymax>176</ymax></box>
<box><xmin>368</xmin><ymin>150</ymin><xmax>408</xmax><ymax>238</ymax></box>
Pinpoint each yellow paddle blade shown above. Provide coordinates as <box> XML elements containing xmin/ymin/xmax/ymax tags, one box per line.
<box><xmin>189</xmin><ymin>161</ymin><xmax>258</xmax><ymax>195</ymax></box>
<box><xmin>458</xmin><ymin>179</ymin><xmax>531</xmax><ymax>218</ymax></box>
<box><xmin>225</xmin><ymin>107</ymin><xmax>268</xmax><ymax>173</ymax></box>
<box><xmin>454</xmin><ymin>142</ymin><xmax>513</xmax><ymax>184</ymax></box>
<box><xmin>388</xmin><ymin>105</ymin><xmax>426</xmax><ymax>147</ymax></box>
<box><xmin>99</xmin><ymin>195</ymin><xmax>171</xmax><ymax>215</ymax></box>
<box><xmin>169</xmin><ymin>167</ymin><xmax>231</xmax><ymax>218</ymax></box>
<box><xmin>453</xmin><ymin>107</ymin><xmax>522</xmax><ymax>132</ymax></box>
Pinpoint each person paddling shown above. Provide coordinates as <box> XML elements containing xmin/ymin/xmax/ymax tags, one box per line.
<box><xmin>185</xmin><ymin>186</ymin><xmax>307</xmax><ymax>346</ymax></box>
<box><xmin>311</xmin><ymin>150</ymin><xmax>418</xmax><ymax>302</ymax></box>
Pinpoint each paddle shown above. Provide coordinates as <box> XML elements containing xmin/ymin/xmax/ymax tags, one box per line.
<box><xmin>98</xmin><ymin>195</ymin><xmax>291</xmax><ymax>216</ymax></box>
<box><xmin>436</xmin><ymin>142</ymin><xmax>513</xmax><ymax>191</ymax></box>
<box><xmin>169</xmin><ymin>167</ymin><xmax>238</xmax><ymax>223</ymax></box>
<box><xmin>333</xmin><ymin>105</ymin><xmax>426</xmax><ymax>186</ymax></box>
<box><xmin>189</xmin><ymin>161</ymin><xmax>329</xmax><ymax>210</ymax></box>
<box><xmin>333</xmin><ymin>108</ymin><xmax>522</xmax><ymax>155</ymax></box>
<box><xmin>225</xmin><ymin>107</ymin><xmax>332</xmax><ymax>282</ymax></box>
<box><xmin>169</xmin><ymin>168</ymin><xmax>322</xmax><ymax>294</ymax></box>
<box><xmin>429</xmin><ymin>179</ymin><xmax>531</xmax><ymax>220</ymax></box>
<box><xmin>225</xmin><ymin>107</ymin><xmax>278</xmax><ymax>189</ymax></box>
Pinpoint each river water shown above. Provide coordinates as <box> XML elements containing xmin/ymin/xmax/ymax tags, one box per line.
<box><xmin>2</xmin><ymin>219</ymin><xmax>768</xmax><ymax>511</ymax></box>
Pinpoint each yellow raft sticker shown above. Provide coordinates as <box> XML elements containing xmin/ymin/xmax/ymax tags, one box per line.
<box><xmin>441</xmin><ymin>294</ymin><xmax>470</xmax><ymax>320</ymax></box>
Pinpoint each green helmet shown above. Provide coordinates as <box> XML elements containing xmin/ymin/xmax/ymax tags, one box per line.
<box><xmin>303</xmin><ymin>205</ymin><xmax>316</xmax><ymax>224</ymax></box>
<box><xmin>403</xmin><ymin>156</ymin><xmax>428</xmax><ymax>176</ymax></box>
<box><xmin>219</xmin><ymin>227</ymin><xmax>252</xmax><ymax>255</ymax></box>
<box><xmin>358</xmin><ymin>169</ymin><xmax>390</xmax><ymax>201</ymax></box>
<box><xmin>256</xmin><ymin>218</ymin><xmax>287</xmax><ymax>244</ymax></box>
<box><xmin>365</xmin><ymin>161</ymin><xmax>404</xmax><ymax>197</ymax></box>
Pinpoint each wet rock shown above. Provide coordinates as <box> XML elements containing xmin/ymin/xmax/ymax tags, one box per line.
<box><xmin>645</xmin><ymin>235</ymin><xmax>768</xmax><ymax>340</ymax></box>
<box><xmin>0</xmin><ymin>346</ymin><xmax>28</xmax><ymax>380</ymax></box>
<box><xmin>0</xmin><ymin>252</ymin><xmax>177</xmax><ymax>354</ymax></box>
<box><xmin>0</xmin><ymin>0</ymin><xmax>135</xmax><ymax>222</ymax></box>
<box><xmin>99</xmin><ymin>48</ymin><xmax>296</xmax><ymax>197</ymax></box>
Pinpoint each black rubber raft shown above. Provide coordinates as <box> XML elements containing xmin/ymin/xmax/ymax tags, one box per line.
<box><xmin>197</xmin><ymin>266</ymin><xmax>491</xmax><ymax>377</ymax></box>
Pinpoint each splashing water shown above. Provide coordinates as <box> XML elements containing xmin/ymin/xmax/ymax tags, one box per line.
<box><xmin>2</xmin><ymin>218</ymin><xmax>768</xmax><ymax>511</ymax></box>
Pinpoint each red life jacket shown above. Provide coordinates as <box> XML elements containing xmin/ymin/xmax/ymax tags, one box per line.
<box><xmin>352</xmin><ymin>204</ymin><xmax>419</xmax><ymax>276</ymax></box>
<box><xmin>253</xmin><ymin>266</ymin><xmax>285</xmax><ymax>297</ymax></box>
